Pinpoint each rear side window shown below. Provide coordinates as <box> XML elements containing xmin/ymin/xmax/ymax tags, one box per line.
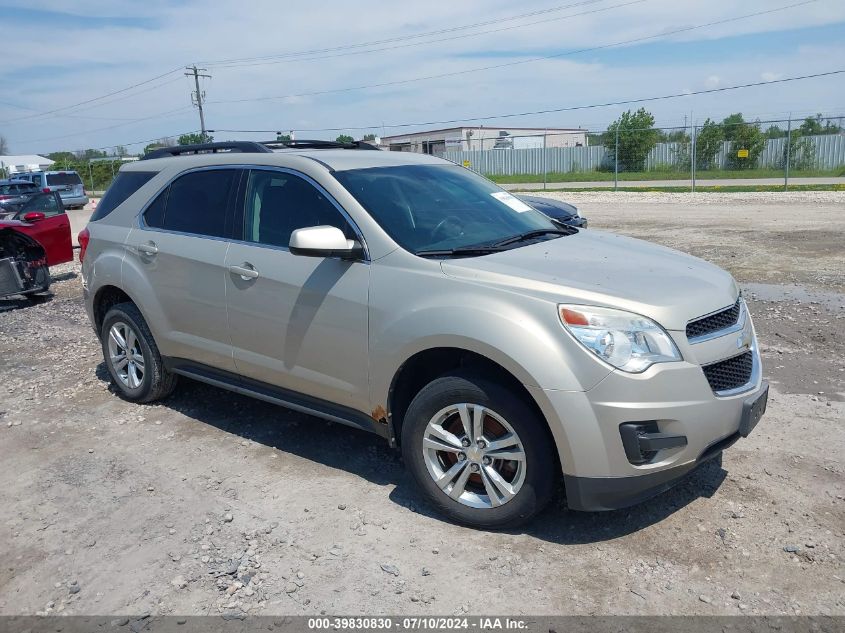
<box><xmin>91</xmin><ymin>171</ymin><xmax>157</xmax><ymax>221</ymax></box>
<box><xmin>146</xmin><ymin>169</ymin><xmax>237</xmax><ymax>238</ymax></box>
<box><xmin>46</xmin><ymin>172</ymin><xmax>83</xmax><ymax>186</ymax></box>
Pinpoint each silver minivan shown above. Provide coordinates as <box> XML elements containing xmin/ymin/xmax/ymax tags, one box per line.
<box><xmin>80</xmin><ymin>140</ymin><xmax>768</xmax><ymax>529</ymax></box>
<box><xmin>15</xmin><ymin>170</ymin><xmax>89</xmax><ymax>209</ymax></box>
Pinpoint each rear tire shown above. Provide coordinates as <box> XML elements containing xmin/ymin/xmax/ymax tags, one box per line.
<box><xmin>101</xmin><ymin>302</ymin><xmax>177</xmax><ymax>403</ymax></box>
<box><xmin>401</xmin><ymin>372</ymin><xmax>556</xmax><ymax>529</ymax></box>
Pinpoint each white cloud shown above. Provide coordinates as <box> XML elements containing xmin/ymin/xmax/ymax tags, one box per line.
<box><xmin>1</xmin><ymin>0</ymin><xmax>844</xmax><ymax>152</ymax></box>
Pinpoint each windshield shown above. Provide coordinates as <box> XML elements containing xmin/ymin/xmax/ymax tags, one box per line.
<box><xmin>334</xmin><ymin>164</ymin><xmax>557</xmax><ymax>254</ymax></box>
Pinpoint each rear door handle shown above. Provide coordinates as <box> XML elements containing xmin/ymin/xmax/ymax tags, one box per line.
<box><xmin>138</xmin><ymin>241</ymin><xmax>158</xmax><ymax>255</ymax></box>
<box><xmin>229</xmin><ymin>263</ymin><xmax>259</xmax><ymax>280</ymax></box>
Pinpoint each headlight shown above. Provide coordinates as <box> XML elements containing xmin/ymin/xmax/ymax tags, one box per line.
<box><xmin>559</xmin><ymin>304</ymin><xmax>681</xmax><ymax>373</ymax></box>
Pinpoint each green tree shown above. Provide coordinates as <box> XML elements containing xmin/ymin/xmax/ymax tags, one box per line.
<box><xmin>336</xmin><ymin>134</ymin><xmax>354</xmax><ymax>144</ymax></box>
<box><xmin>362</xmin><ymin>133</ymin><xmax>377</xmax><ymax>142</ymax></box>
<box><xmin>721</xmin><ymin>114</ymin><xmax>765</xmax><ymax>170</ymax></box>
<box><xmin>77</xmin><ymin>148</ymin><xmax>107</xmax><ymax>160</ymax></box>
<box><xmin>276</xmin><ymin>133</ymin><xmax>291</xmax><ymax>142</ymax></box>
<box><xmin>0</xmin><ymin>134</ymin><xmax>9</xmax><ymax>155</ymax></box>
<box><xmin>114</xmin><ymin>145</ymin><xmax>128</xmax><ymax>157</ymax></box>
<box><xmin>605</xmin><ymin>108</ymin><xmax>660</xmax><ymax>171</ymax></box>
<box><xmin>695</xmin><ymin>118</ymin><xmax>725</xmax><ymax>170</ymax></box>
<box><xmin>178</xmin><ymin>132</ymin><xmax>213</xmax><ymax>145</ymax></box>
<box><xmin>783</xmin><ymin>129</ymin><xmax>816</xmax><ymax>171</ymax></box>
<box><xmin>798</xmin><ymin>113</ymin><xmax>841</xmax><ymax>136</ymax></box>
<box><xmin>47</xmin><ymin>151</ymin><xmax>76</xmax><ymax>165</ymax></box>
<box><xmin>764</xmin><ymin>125</ymin><xmax>785</xmax><ymax>139</ymax></box>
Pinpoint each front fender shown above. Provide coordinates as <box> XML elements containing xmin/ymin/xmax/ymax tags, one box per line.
<box><xmin>368</xmin><ymin>251</ymin><xmax>613</xmax><ymax>411</ymax></box>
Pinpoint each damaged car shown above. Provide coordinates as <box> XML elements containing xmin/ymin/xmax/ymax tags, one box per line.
<box><xmin>0</xmin><ymin>192</ymin><xmax>74</xmax><ymax>300</ymax></box>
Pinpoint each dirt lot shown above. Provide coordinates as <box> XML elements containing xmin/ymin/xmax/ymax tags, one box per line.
<box><xmin>1</xmin><ymin>192</ymin><xmax>843</xmax><ymax>617</ymax></box>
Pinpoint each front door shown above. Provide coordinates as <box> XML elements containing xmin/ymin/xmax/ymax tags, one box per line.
<box><xmin>224</xmin><ymin>168</ymin><xmax>370</xmax><ymax>413</ymax></box>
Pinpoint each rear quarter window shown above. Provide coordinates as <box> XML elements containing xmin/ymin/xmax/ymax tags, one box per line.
<box><xmin>90</xmin><ymin>171</ymin><xmax>158</xmax><ymax>221</ymax></box>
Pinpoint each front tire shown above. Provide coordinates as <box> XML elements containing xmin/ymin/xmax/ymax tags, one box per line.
<box><xmin>101</xmin><ymin>302</ymin><xmax>177</xmax><ymax>403</ymax></box>
<box><xmin>401</xmin><ymin>372</ymin><xmax>556</xmax><ymax>529</ymax></box>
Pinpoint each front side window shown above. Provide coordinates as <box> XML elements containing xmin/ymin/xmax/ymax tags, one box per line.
<box><xmin>20</xmin><ymin>193</ymin><xmax>61</xmax><ymax>216</ymax></box>
<box><xmin>333</xmin><ymin>164</ymin><xmax>557</xmax><ymax>254</ymax></box>
<box><xmin>241</xmin><ymin>169</ymin><xmax>352</xmax><ymax>248</ymax></box>
<box><xmin>149</xmin><ymin>169</ymin><xmax>236</xmax><ymax>238</ymax></box>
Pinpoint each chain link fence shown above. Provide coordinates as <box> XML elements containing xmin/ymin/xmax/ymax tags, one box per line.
<box><xmin>439</xmin><ymin>116</ymin><xmax>845</xmax><ymax>191</ymax></box>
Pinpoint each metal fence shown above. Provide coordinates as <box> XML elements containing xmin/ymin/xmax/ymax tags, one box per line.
<box><xmin>438</xmin><ymin>116</ymin><xmax>845</xmax><ymax>190</ymax></box>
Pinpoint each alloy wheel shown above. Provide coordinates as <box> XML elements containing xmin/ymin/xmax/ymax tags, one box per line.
<box><xmin>107</xmin><ymin>321</ymin><xmax>145</xmax><ymax>389</ymax></box>
<box><xmin>422</xmin><ymin>403</ymin><xmax>526</xmax><ymax>509</ymax></box>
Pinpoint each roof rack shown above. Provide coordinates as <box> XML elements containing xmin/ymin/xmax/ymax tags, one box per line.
<box><xmin>262</xmin><ymin>139</ymin><xmax>381</xmax><ymax>151</ymax></box>
<box><xmin>141</xmin><ymin>141</ymin><xmax>272</xmax><ymax>160</ymax></box>
<box><xmin>140</xmin><ymin>139</ymin><xmax>381</xmax><ymax>160</ymax></box>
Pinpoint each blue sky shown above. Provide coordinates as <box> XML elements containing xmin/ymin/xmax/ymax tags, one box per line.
<box><xmin>0</xmin><ymin>0</ymin><xmax>843</xmax><ymax>154</ymax></box>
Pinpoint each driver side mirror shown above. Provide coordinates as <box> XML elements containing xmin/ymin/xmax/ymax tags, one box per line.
<box><xmin>22</xmin><ymin>212</ymin><xmax>46</xmax><ymax>223</ymax></box>
<box><xmin>289</xmin><ymin>225</ymin><xmax>364</xmax><ymax>260</ymax></box>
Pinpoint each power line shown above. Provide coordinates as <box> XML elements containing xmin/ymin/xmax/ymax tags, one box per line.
<box><xmin>0</xmin><ymin>0</ymin><xmax>609</xmax><ymax>125</ymax></box>
<box><xmin>199</xmin><ymin>0</ymin><xmax>609</xmax><ymax>67</ymax></box>
<box><xmin>207</xmin><ymin>0</ymin><xmax>640</xmax><ymax>69</ymax></box>
<box><xmin>208</xmin><ymin>69</ymin><xmax>845</xmax><ymax>134</ymax></box>
<box><xmin>208</xmin><ymin>0</ymin><xmax>817</xmax><ymax>107</ymax></box>
<box><xmin>15</xmin><ymin>106</ymin><xmax>196</xmax><ymax>145</ymax></box>
<box><xmin>0</xmin><ymin>67</ymin><xmax>185</xmax><ymax>125</ymax></box>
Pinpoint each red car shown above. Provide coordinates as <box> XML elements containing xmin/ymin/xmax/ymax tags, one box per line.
<box><xmin>0</xmin><ymin>192</ymin><xmax>73</xmax><ymax>299</ymax></box>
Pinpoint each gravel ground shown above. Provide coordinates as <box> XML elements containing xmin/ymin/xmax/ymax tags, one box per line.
<box><xmin>0</xmin><ymin>192</ymin><xmax>843</xmax><ymax>617</ymax></box>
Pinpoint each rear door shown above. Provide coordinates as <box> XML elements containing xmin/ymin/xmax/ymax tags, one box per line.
<box><xmin>224</xmin><ymin>168</ymin><xmax>370</xmax><ymax>412</ymax></box>
<box><xmin>126</xmin><ymin>167</ymin><xmax>239</xmax><ymax>371</ymax></box>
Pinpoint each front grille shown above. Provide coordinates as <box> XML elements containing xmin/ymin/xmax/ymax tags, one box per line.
<box><xmin>686</xmin><ymin>299</ymin><xmax>742</xmax><ymax>340</ymax></box>
<box><xmin>702</xmin><ymin>351</ymin><xmax>753</xmax><ymax>393</ymax></box>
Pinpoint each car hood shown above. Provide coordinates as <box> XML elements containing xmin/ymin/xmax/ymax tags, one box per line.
<box><xmin>440</xmin><ymin>229</ymin><xmax>738</xmax><ymax>331</ymax></box>
<box><xmin>519</xmin><ymin>195</ymin><xmax>577</xmax><ymax>217</ymax></box>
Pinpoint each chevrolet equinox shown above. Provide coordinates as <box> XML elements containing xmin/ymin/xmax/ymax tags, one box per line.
<box><xmin>79</xmin><ymin>140</ymin><xmax>768</xmax><ymax>529</ymax></box>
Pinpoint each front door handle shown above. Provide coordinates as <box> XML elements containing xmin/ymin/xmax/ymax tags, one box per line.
<box><xmin>229</xmin><ymin>263</ymin><xmax>259</xmax><ymax>280</ymax></box>
<box><xmin>138</xmin><ymin>241</ymin><xmax>158</xmax><ymax>255</ymax></box>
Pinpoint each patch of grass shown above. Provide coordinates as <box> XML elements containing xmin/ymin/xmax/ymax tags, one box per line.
<box><xmin>490</xmin><ymin>168</ymin><xmax>843</xmax><ymax>184</ymax></box>
<box><xmin>512</xmin><ymin>184</ymin><xmax>845</xmax><ymax>193</ymax></box>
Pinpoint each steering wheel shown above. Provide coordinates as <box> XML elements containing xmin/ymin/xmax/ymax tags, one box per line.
<box><xmin>431</xmin><ymin>215</ymin><xmax>465</xmax><ymax>242</ymax></box>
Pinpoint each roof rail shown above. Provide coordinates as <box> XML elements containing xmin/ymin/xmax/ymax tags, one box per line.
<box><xmin>262</xmin><ymin>139</ymin><xmax>381</xmax><ymax>151</ymax></box>
<box><xmin>140</xmin><ymin>141</ymin><xmax>273</xmax><ymax>161</ymax></box>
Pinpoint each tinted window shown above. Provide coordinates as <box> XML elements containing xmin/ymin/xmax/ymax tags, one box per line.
<box><xmin>334</xmin><ymin>165</ymin><xmax>555</xmax><ymax>253</ymax></box>
<box><xmin>46</xmin><ymin>172</ymin><xmax>83</xmax><ymax>186</ymax></box>
<box><xmin>91</xmin><ymin>171</ymin><xmax>157</xmax><ymax>221</ymax></box>
<box><xmin>20</xmin><ymin>193</ymin><xmax>61</xmax><ymax>216</ymax></box>
<box><xmin>241</xmin><ymin>170</ymin><xmax>352</xmax><ymax>248</ymax></box>
<box><xmin>143</xmin><ymin>188</ymin><xmax>168</xmax><ymax>228</ymax></box>
<box><xmin>0</xmin><ymin>185</ymin><xmax>12</xmax><ymax>195</ymax></box>
<box><xmin>162</xmin><ymin>169</ymin><xmax>236</xmax><ymax>237</ymax></box>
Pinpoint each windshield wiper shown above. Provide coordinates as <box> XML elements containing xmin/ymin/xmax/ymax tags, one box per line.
<box><xmin>415</xmin><ymin>245</ymin><xmax>505</xmax><ymax>258</ymax></box>
<box><xmin>492</xmin><ymin>228</ymin><xmax>572</xmax><ymax>248</ymax></box>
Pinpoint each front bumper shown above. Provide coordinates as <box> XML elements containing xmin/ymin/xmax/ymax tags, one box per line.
<box><xmin>526</xmin><ymin>343</ymin><xmax>767</xmax><ymax>510</ymax></box>
<box><xmin>564</xmin><ymin>381</ymin><xmax>767</xmax><ymax>510</ymax></box>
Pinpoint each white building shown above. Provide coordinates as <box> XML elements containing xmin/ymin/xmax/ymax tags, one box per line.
<box><xmin>379</xmin><ymin>126</ymin><xmax>588</xmax><ymax>154</ymax></box>
<box><xmin>0</xmin><ymin>154</ymin><xmax>54</xmax><ymax>176</ymax></box>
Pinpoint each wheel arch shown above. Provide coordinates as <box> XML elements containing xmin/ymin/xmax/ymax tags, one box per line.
<box><xmin>92</xmin><ymin>284</ymin><xmax>137</xmax><ymax>333</ymax></box>
<box><xmin>387</xmin><ymin>346</ymin><xmax>564</xmax><ymax>471</ymax></box>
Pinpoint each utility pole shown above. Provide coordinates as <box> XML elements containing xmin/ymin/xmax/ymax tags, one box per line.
<box><xmin>185</xmin><ymin>65</ymin><xmax>211</xmax><ymax>138</ymax></box>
